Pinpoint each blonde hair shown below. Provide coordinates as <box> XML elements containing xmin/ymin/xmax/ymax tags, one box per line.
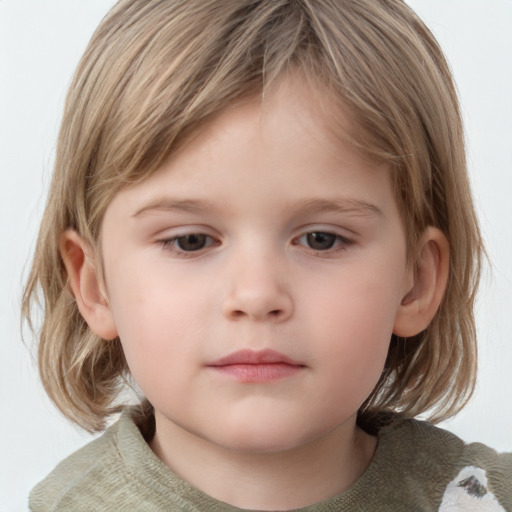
<box><xmin>23</xmin><ymin>0</ymin><xmax>483</xmax><ymax>432</ymax></box>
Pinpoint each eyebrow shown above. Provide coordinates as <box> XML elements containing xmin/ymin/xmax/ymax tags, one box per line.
<box><xmin>132</xmin><ymin>198</ymin><xmax>216</xmax><ymax>218</ymax></box>
<box><xmin>132</xmin><ymin>197</ymin><xmax>383</xmax><ymax>219</ymax></box>
<box><xmin>294</xmin><ymin>198</ymin><xmax>384</xmax><ymax>218</ymax></box>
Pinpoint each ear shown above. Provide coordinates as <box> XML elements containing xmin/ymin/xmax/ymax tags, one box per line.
<box><xmin>60</xmin><ymin>229</ymin><xmax>118</xmax><ymax>340</ymax></box>
<box><xmin>393</xmin><ymin>227</ymin><xmax>450</xmax><ymax>338</ymax></box>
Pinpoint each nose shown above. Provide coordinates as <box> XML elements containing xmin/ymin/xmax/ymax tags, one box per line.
<box><xmin>221</xmin><ymin>252</ymin><xmax>293</xmax><ymax>323</ymax></box>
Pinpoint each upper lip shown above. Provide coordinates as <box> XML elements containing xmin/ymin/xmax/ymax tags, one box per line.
<box><xmin>207</xmin><ymin>349</ymin><xmax>304</xmax><ymax>367</ymax></box>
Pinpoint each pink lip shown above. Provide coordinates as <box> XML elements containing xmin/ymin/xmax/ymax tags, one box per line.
<box><xmin>207</xmin><ymin>349</ymin><xmax>305</xmax><ymax>383</ymax></box>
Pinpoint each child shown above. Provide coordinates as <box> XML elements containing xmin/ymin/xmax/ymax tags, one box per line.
<box><xmin>22</xmin><ymin>0</ymin><xmax>511</xmax><ymax>510</ymax></box>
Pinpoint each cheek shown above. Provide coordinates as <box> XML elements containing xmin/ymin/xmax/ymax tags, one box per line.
<box><xmin>105</xmin><ymin>268</ymin><xmax>205</xmax><ymax>377</ymax></box>
<box><xmin>107</xmin><ymin>256</ymin><xmax>207</xmax><ymax>331</ymax></box>
<box><xmin>304</xmin><ymin>267</ymin><xmax>404</xmax><ymax>394</ymax></box>
<box><xmin>309</xmin><ymin>262</ymin><xmax>403</xmax><ymax>340</ymax></box>
<box><xmin>113</xmin><ymin>298</ymin><xmax>200</xmax><ymax>406</ymax></box>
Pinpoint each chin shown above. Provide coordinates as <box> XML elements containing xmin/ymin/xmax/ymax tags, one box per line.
<box><xmin>206</xmin><ymin>419</ymin><xmax>331</xmax><ymax>455</ymax></box>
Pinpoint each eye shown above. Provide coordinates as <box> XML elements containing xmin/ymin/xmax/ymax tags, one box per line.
<box><xmin>295</xmin><ymin>231</ymin><xmax>353</xmax><ymax>252</ymax></box>
<box><xmin>305</xmin><ymin>232</ymin><xmax>336</xmax><ymax>250</ymax></box>
<box><xmin>175</xmin><ymin>234</ymin><xmax>209</xmax><ymax>251</ymax></box>
<box><xmin>159</xmin><ymin>233</ymin><xmax>217</xmax><ymax>254</ymax></box>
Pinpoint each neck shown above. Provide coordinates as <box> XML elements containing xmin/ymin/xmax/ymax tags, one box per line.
<box><xmin>150</xmin><ymin>413</ymin><xmax>376</xmax><ymax>510</ymax></box>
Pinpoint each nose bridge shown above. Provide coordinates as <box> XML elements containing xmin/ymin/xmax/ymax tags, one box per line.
<box><xmin>222</xmin><ymin>240</ymin><xmax>293</xmax><ymax>322</ymax></box>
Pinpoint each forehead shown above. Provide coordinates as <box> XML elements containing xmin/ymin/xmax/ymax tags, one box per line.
<box><xmin>164</xmin><ymin>75</ymin><xmax>380</xmax><ymax>180</ymax></box>
<box><xmin>93</xmin><ymin>71</ymin><xmax>396</xmax><ymax>247</ymax></box>
<box><xmin>102</xmin><ymin>75</ymin><xmax>397</xmax><ymax>225</ymax></box>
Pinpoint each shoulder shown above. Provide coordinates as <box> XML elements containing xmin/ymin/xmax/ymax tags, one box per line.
<box><xmin>439</xmin><ymin>435</ymin><xmax>512</xmax><ymax>512</ymax></box>
<box><xmin>376</xmin><ymin>418</ymin><xmax>512</xmax><ymax>511</ymax></box>
<box><xmin>29</xmin><ymin>409</ymin><xmax>166</xmax><ymax>512</ymax></box>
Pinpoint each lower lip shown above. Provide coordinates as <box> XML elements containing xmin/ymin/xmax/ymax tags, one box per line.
<box><xmin>208</xmin><ymin>363</ymin><xmax>304</xmax><ymax>382</ymax></box>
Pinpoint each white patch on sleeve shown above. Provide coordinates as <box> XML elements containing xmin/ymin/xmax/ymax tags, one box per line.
<box><xmin>438</xmin><ymin>466</ymin><xmax>506</xmax><ymax>511</ymax></box>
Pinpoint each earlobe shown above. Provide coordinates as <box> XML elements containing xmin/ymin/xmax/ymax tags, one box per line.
<box><xmin>59</xmin><ymin>229</ymin><xmax>118</xmax><ymax>340</ymax></box>
<box><xmin>393</xmin><ymin>227</ymin><xmax>450</xmax><ymax>338</ymax></box>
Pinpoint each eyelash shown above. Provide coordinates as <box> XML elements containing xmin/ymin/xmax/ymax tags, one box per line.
<box><xmin>157</xmin><ymin>230</ymin><xmax>354</xmax><ymax>257</ymax></box>
<box><xmin>158</xmin><ymin>233</ymin><xmax>218</xmax><ymax>256</ymax></box>
<box><xmin>294</xmin><ymin>231</ymin><xmax>354</xmax><ymax>254</ymax></box>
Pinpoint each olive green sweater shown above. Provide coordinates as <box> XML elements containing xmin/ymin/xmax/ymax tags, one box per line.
<box><xmin>30</xmin><ymin>410</ymin><xmax>511</xmax><ymax>511</ymax></box>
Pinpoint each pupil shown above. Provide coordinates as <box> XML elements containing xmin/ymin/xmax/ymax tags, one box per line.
<box><xmin>177</xmin><ymin>234</ymin><xmax>206</xmax><ymax>251</ymax></box>
<box><xmin>307</xmin><ymin>232</ymin><xmax>335</xmax><ymax>250</ymax></box>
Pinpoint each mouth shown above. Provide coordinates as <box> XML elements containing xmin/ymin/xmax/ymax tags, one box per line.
<box><xmin>206</xmin><ymin>349</ymin><xmax>306</xmax><ymax>383</ymax></box>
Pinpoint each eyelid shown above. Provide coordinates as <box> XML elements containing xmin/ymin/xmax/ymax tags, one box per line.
<box><xmin>293</xmin><ymin>223</ymin><xmax>357</xmax><ymax>239</ymax></box>
<box><xmin>153</xmin><ymin>224</ymin><xmax>356</xmax><ymax>257</ymax></box>
<box><xmin>292</xmin><ymin>226</ymin><xmax>356</xmax><ymax>254</ymax></box>
<box><xmin>155</xmin><ymin>227</ymin><xmax>221</xmax><ymax>257</ymax></box>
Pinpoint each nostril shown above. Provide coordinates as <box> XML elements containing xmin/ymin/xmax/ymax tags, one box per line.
<box><xmin>229</xmin><ymin>309</ymin><xmax>284</xmax><ymax>320</ymax></box>
<box><xmin>222</xmin><ymin>287</ymin><xmax>293</xmax><ymax>322</ymax></box>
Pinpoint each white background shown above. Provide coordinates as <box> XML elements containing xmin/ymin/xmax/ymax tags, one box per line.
<box><xmin>1</xmin><ymin>1</ymin><xmax>511</xmax><ymax>510</ymax></box>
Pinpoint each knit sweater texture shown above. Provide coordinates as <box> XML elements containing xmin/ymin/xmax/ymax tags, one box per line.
<box><xmin>29</xmin><ymin>409</ymin><xmax>512</xmax><ymax>511</ymax></box>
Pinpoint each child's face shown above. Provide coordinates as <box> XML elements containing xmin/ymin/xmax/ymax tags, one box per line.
<box><xmin>99</xmin><ymin>79</ymin><xmax>413</xmax><ymax>453</ymax></box>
